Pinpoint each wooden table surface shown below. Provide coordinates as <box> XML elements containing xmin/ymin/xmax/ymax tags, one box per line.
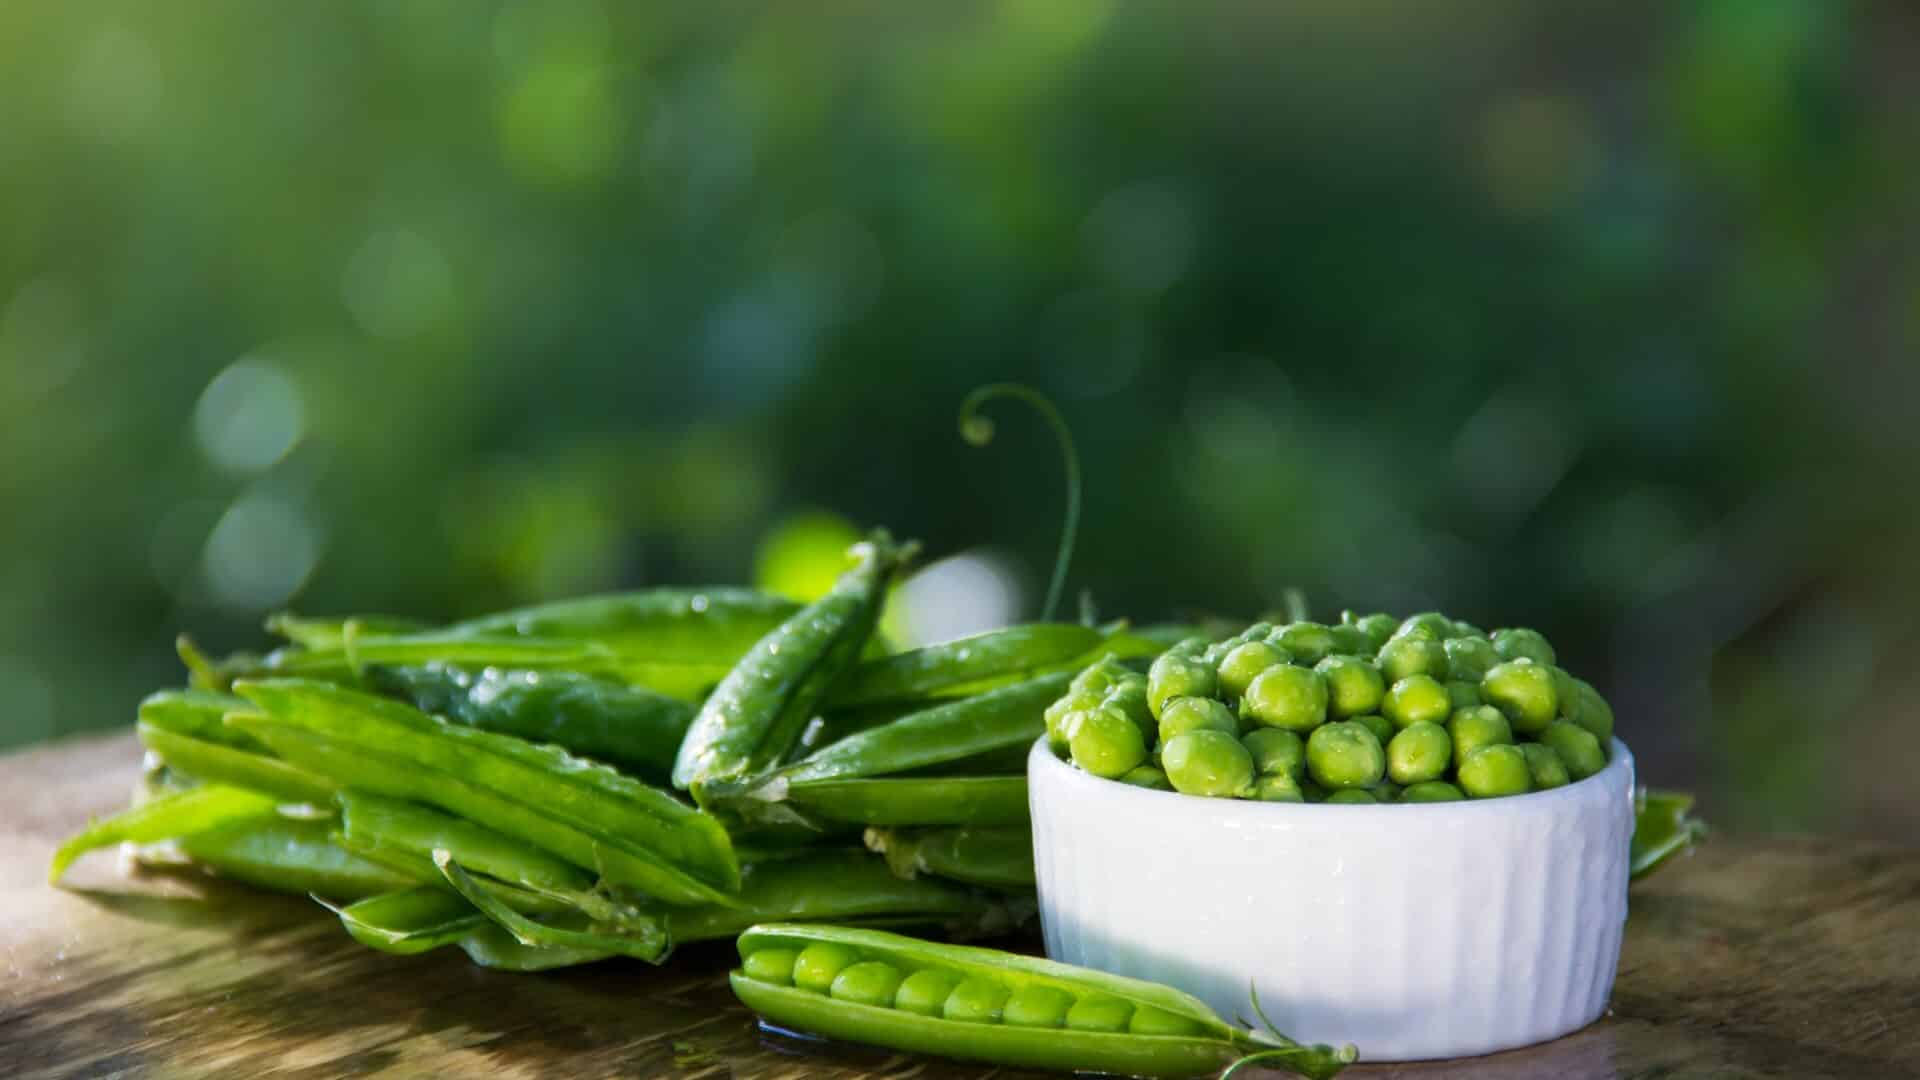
<box><xmin>3</xmin><ymin>733</ymin><xmax>1917</xmax><ymax>1080</ymax></box>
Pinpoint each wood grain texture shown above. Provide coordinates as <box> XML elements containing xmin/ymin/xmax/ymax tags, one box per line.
<box><xmin>3</xmin><ymin>733</ymin><xmax>1916</xmax><ymax>1079</ymax></box>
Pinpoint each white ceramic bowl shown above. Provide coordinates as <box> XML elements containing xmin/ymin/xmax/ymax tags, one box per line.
<box><xmin>1029</xmin><ymin>736</ymin><xmax>1635</xmax><ymax>1062</ymax></box>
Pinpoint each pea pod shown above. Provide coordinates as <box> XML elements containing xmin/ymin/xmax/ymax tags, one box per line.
<box><xmin>663</xmin><ymin>849</ymin><xmax>1028</xmax><ymax>945</ymax></box>
<box><xmin>674</xmin><ymin>532</ymin><xmax>916</xmax><ymax>802</ymax></box>
<box><xmin>321</xmin><ymin>887</ymin><xmax>608</xmax><ymax>971</ymax></box>
<box><xmin>831</xmin><ymin>625</ymin><xmax>1153</xmax><ymax>708</ymax></box>
<box><xmin>782</xmin><ymin>777</ymin><xmax>1031</xmax><ymax>828</ymax></box>
<box><xmin>437</xmin><ymin>852</ymin><xmax>670</xmax><ymax>963</ymax></box>
<box><xmin>136</xmin><ymin>690</ymin><xmax>335</xmax><ymax>805</ymax></box>
<box><xmin>731</xmin><ymin>924</ymin><xmax>1355</xmax><ymax>1079</ymax></box>
<box><xmin>49</xmin><ymin>785</ymin><xmax>280</xmax><ymax>884</ymax></box>
<box><xmin>366</xmin><ymin>664</ymin><xmax>694</xmax><ymax>781</ymax></box>
<box><xmin>169</xmin><ymin>815</ymin><xmax>418</xmax><ymax>899</ymax></box>
<box><xmin>266</xmin><ymin>613</ymin><xmax>433</xmax><ymax>650</ymax></box>
<box><xmin>228</xmin><ymin>679</ymin><xmax>740</xmax><ymax>905</ymax></box>
<box><xmin>864</xmin><ymin>827</ymin><xmax>1036</xmax><ymax>890</ymax></box>
<box><xmin>446</xmin><ymin>587</ymin><xmax>802</xmax><ymax>699</ymax></box>
<box><xmin>1631</xmin><ymin>788</ymin><xmax>1708</xmax><ymax>881</ymax></box>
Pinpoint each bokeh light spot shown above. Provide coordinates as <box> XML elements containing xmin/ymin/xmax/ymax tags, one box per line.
<box><xmin>1084</xmin><ymin>183</ymin><xmax>1196</xmax><ymax>295</ymax></box>
<box><xmin>1477</xmin><ymin>94</ymin><xmax>1594</xmax><ymax>217</ymax></box>
<box><xmin>341</xmin><ymin>230</ymin><xmax>456</xmax><ymax>340</ymax></box>
<box><xmin>192</xmin><ymin>358</ymin><xmax>305</xmax><ymax>473</ymax></box>
<box><xmin>753</xmin><ymin>510</ymin><xmax>863</xmax><ymax>604</ymax></box>
<box><xmin>201</xmin><ymin>491</ymin><xmax>322</xmax><ymax>612</ymax></box>
<box><xmin>893</xmin><ymin>551</ymin><xmax>1023</xmax><ymax>648</ymax></box>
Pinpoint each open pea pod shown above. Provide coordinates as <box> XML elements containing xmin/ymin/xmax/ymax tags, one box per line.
<box><xmin>830</xmin><ymin>624</ymin><xmax>1159</xmax><ymax>708</ymax></box>
<box><xmin>321</xmin><ymin>887</ymin><xmax>609</xmax><ymax>971</ymax></box>
<box><xmin>731</xmin><ymin>924</ymin><xmax>1354</xmax><ymax>1079</ymax></box>
<box><xmin>437</xmin><ymin>853</ymin><xmax>670</xmax><ymax>963</ymax></box>
<box><xmin>674</xmin><ymin>532</ymin><xmax>916</xmax><ymax>803</ymax></box>
<box><xmin>229</xmin><ymin>679</ymin><xmax>740</xmax><ymax>906</ymax></box>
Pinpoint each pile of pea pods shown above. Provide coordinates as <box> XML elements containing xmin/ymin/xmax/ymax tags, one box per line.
<box><xmin>1050</xmin><ymin>611</ymin><xmax>1617</xmax><ymax>804</ymax></box>
<box><xmin>55</xmin><ymin>531</ymin><xmax>1179</xmax><ymax>967</ymax></box>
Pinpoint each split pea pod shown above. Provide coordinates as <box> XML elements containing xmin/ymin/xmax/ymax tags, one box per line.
<box><xmin>136</xmin><ymin>689</ymin><xmax>336</xmax><ymax>805</ymax></box>
<box><xmin>321</xmin><ymin>887</ymin><xmax>608</xmax><ymax>971</ymax></box>
<box><xmin>365</xmin><ymin>664</ymin><xmax>694</xmax><ymax>782</ymax></box>
<box><xmin>731</xmin><ymin>924</ymin><xmax>1355</xmax><ymax>1079</ymax></box>
<box><xmin>674</xmin><ymin>532</ymin><xmax>916</xmax><ymax>802</ymax></box>
<box><xmin>228</xmin><ymin>679</ymin><xmax>740</xmax><ymax>905</ymax></box>
<box><xmin>864</xmin><ymin>827</ymin><xmax>1036</xmax><ymax>890</ymax></box>
<box><xmin>437</xmin><ymin>852</ymin><xmax>670</xmax><ymax>963</ymax></box>
<box><xmin>831</xmin><ymin>625</ymin><xmax>1156</xmax><ymax>708</ymax></box>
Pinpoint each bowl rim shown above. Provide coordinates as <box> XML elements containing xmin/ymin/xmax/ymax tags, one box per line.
<box><xmin>1028</xmin><ymin>734</ymin><xmax>1633</xmax><ymax>821</ymax></box>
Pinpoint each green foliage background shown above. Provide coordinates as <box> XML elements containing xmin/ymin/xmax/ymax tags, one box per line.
<box><xmin>0</xmin><ymin>1</ymin><xmax>1914</xmax><ymax>838</ymax></box>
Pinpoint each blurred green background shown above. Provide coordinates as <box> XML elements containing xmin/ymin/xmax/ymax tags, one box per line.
<box><xmin>1</xmin><ymin>2</ymin><xmax>1914</xmax><ymax>840</ymax></box>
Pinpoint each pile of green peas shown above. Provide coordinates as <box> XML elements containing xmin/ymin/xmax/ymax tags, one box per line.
<box><xmin>1045</xmin><ymin>612</ymin><xmax>1615</xmax><ymax>803</ymax></box>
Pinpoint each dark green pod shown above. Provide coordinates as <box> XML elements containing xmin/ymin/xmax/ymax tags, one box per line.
<box><xmin>674</xmin><ymin>533</ymin><xmax>916</xmax><ymax>802</ymax></box>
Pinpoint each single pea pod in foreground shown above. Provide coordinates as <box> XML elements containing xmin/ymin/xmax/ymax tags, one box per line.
<box><xmin>731</xmin><ymin>924</ymin><xmax>1355</xmax><ymax>1079</ymax></box>
<box><xmin>674</xmin><ymin>532</ymin><xmax>916</xmax><ymax>803</ymax></box>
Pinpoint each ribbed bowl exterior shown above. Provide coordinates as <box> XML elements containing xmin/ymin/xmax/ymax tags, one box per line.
<box><xmin>1029</xmin><ymin>737</ymin><xmax>1634</xmax><ymax>1062</ymax></box>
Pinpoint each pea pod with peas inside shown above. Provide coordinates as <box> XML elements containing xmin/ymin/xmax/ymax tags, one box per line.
<box><xmin>731</xmin><ymin>923</ymin><xmax>1356</xmax><ymax>1079</ymax></box>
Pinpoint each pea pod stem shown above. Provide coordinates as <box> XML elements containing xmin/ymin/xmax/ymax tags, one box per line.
<box><xmin>958</xmin><ymin>384</ymin><xmax>1081</xmax><ymax>622</ymax></box>
<box><xmin>674</xmin><ymin>531</ymin><xmax>916</xmax><ymax>802</ymax></box>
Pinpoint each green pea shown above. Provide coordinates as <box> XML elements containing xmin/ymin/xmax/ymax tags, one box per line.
<box><xmin>1315</xmin><ymin>656</ymin><xmax>1385</xmax><ymax>718</ymax></box>
<box><xmin>742</xmin><ymin>947</ymin><xmax>799</xmax><ymax>985</ymax></box>
<box><xmin>1370</xmin><ymin>779</ymin><xmax>1402</xmax><ymax>803</ymax></box>
<box><xmin>1450</xmin><ymin>619</ymin><xmax>1485</xmax><ymax>639</ymax></box>
<box><xmin>793</xmin><ymin>941</ymin><xmax>862</xmax><ymax>994</ymax></box>
<box><xmin>1240</xmin><ymin>665</ymin><xmax>1328</xmax><ymax>732</ymax></box>
<box><xmin>1564</xmin><ymin>677</ymin><xmax>1615</xmax><ymax>742</ymax></box>
<box><xmin>1354</xmin><ymin>613</ymin><xmax>1398</xmax><ymax>650</ymax></box>
<box><xmin>1104</xmin><ymin>678</ymin><xmax>1155</xmax><ymax>742</ymax></box>
<box><xmin>1068</xmin><ymin>704</ymin><xmax>1148</xmax><ymax>779</ymax></box>
<box><xmin>1482</xmin><ymin>661</ymin><xmax>1559</xmax><ymax>736</ymax></box>
<box><xmin>1325</xmin><ymin>789</ymin><xmax>1377</xmax><ymax>804</ymax></box>
<box><xmin>1540</xmin><ymin>720</ymin><xmax>1607</xmax><ymax>780</ymax></box>
<box><xmin>1386</xmin><ymin>721</ymin><xmax>1451</xmax><ymax>785</ymax></box>
<box><xmin>1251</xmin><ymin>772</ymin><xmax>1306</xmax><ymax>802</ymax></box>
<box><xmin>1119</xmin><ymin>764</ymin><xmax>1172</xmax><ymax>791</ymax></box>
<box><xmin>1070</xmin><ymin>656</ymin><xmax>1130</xmax><ymax>697</ymax></box>
<box><xmin>1045</xmin><ymin>689</ymin><xmax>1101</xmax><ymax>753</ymax></box>
<box><xmin>1378</xmin><ymin>636</ymin><xmax>1448</xmax><ymax>682</ymax></box>
<box><xmin>1305</xmin><ymin>720</ymin><xmax>1385</xmax><ymax>790</ymax></box>
<box><xmin>1445</xmin><ymin>680</ymin><xmax>1483</xmax><ymax>710</ymax></box>
<box><xmin>1241</xmin><ymin>728</ymin><xmax>1305</xmax><ymax>778</ymax></box>
<box><xmin>1275</xmin><ymin>622</ymin><xmax>1336</xmax><ymax>665</ymax></box>
<box><xmin>1443</xmin><ymin>636</ymin><xmax>1500</xmax><ymax>681</ymax></box>
<box><xmin>1393</xmin><ymin>612</ymin><xmax>1455</xmax><ymax>641</ymax></box>
<box><xmin>1128</xmin><ymin>1006</ymin><xmax>1205</xmax><ymax>1036</ymax></box>
<box><xmin>1147</xmin><ymin>654</ymin><xmax>1218</xmax><ymax>720</ymax></box>
<box><xmin>1401</xmin><ymin>780</ymin><xmax>1465</xmax><ymax>802</ymax></box>
<box><xmin>894</xmin><ymin>968</ymin><xmax>963</xmax><ymax>1016</ymax></box>
<box><xmin>1158</xmin><ymin>696</ymin><xmax>1238</xmax><ymax>742</ymax></box>
<box><xmin>1520</xmin><ymin>742</ymin><xmax>1570</xmax><ymax>790</ymax></box>
<box><xmin>1003</xmin><ymin>984</ymin><xmax>1076</xmax><ymax>1028</ymax></box>
<box><xmin>1328</xmin><ymin>624</ymin><xmax>1372</xmax><ymax>657</ymax></box>
<box><xmin>1383</xmin><ymin>675</ymin><xmax>1451</xmax><ymax>730</ymax></box>
<box><xmin>1064</xmin><ymin>995</ymin><xmax>1134</xmax><ymax>1033</ymax></box>
<box><xmin>943</xmin><ymin>976</ymin><xmax>1012</xmax><ymax>1023</ymax></box>
<box><xmin>831</xmin><ymin>961</ymin><xmax>907</xmax><ymax>1007</ymax></box>
<box><xmin>1493</xmin><ymin>627</ymin><xmax>1556</xmax><ymax>666</ymax></box>
<box><xmin>1449</xmin><ymin>705</ymin><xmax>1513</xmax><ymax>764</ymax></box>
<box><xmin>1237</xmin><ymin>622</ymin><xmax>1275</xmax><ymax>644</ymax></box>
<box><xmin>1161</xmin><ymin>730</ymin><xmax>1256</xmax><ymax>798</ymax></box>
<box><xmin>1216</xmin><ymin>641</ymin><xmax>1289</xmax><ymax>701</ymax></box>
<box><xmin>1458</xmin><ymin>744</ymin><xmax>1532</xmax><ymax>798</ymax></box>
<box><xmin>1201</xmin><ymin>640</ymin><xmax>1232</xmax><ymax>668</ymax></box>
<box><xmin>1351</xmin><ymin>712</ymin><xmax>1395</xmax><ymax>750</ymax></box>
